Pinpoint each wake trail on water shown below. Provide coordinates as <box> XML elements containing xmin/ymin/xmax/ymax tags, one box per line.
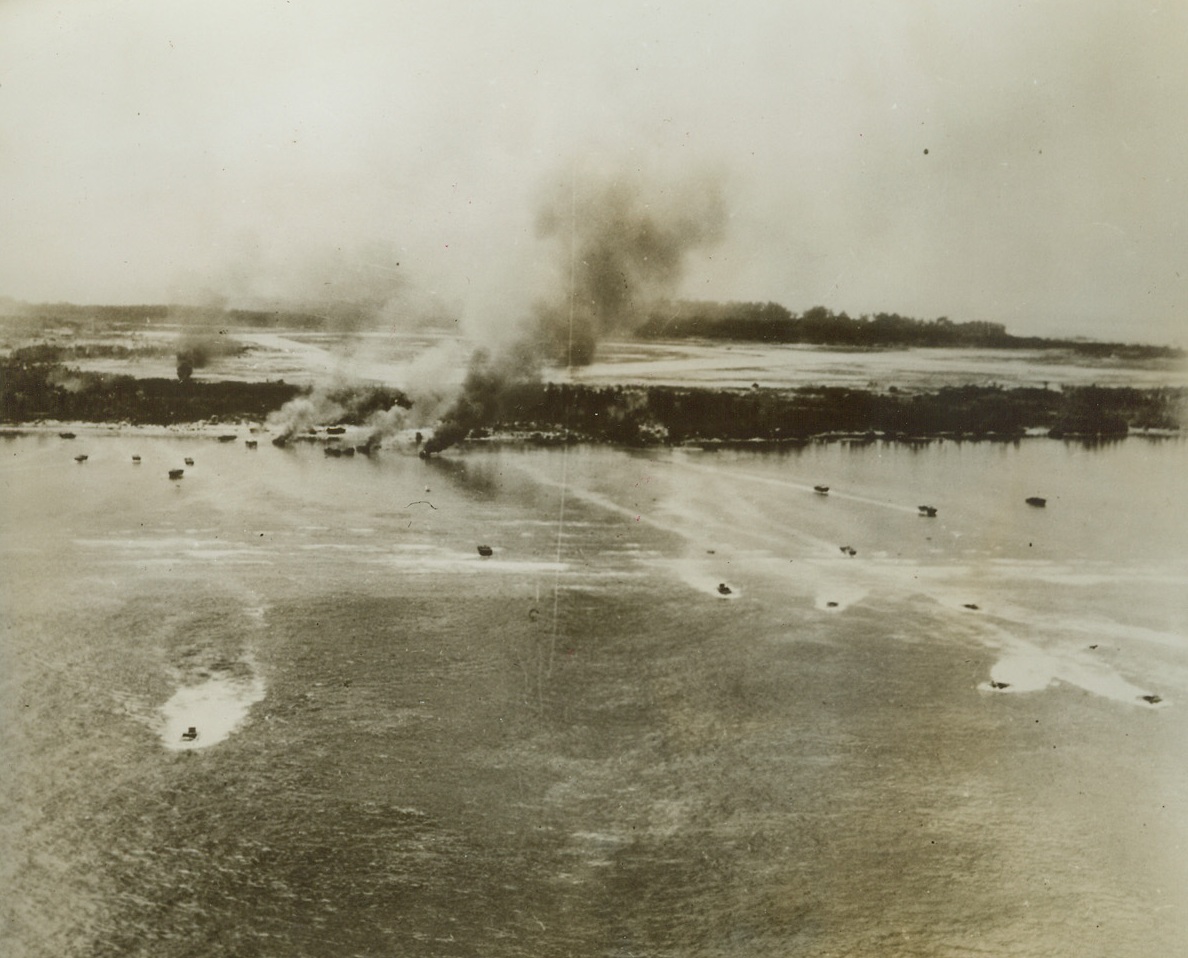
<box><xmin>667</xmin><ymin>454</ymin><xmax>922</xmax><ymax>515</ymax></box>
<box><xmin>511</xmin><ymin>458</ymin><xmax>837</xmax><ymax>554</ymax></box>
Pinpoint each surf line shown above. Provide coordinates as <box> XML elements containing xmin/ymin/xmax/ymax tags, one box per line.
<box><xmin>547</xmin><ymin>167</ymin><xmax>579</xmax><ymax>679</ymax></box>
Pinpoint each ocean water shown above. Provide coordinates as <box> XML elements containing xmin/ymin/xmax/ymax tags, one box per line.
<box><xmin>2</xmin><ymin>432</ymin><xmax>1187</xmax><ymax>956</ymax></box>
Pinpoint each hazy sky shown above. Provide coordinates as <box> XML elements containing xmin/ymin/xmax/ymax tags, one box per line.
<box><xmin>1</xmin><ymin>0</ymin><xmax>1185</xmax><ymax>342</ymax></box>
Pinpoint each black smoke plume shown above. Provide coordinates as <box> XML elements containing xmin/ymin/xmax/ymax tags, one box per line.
<box><xmin>533</xmin><ymin>170</ymin><xmax>726</xmax><ymax>366</ymax></box>
<box><xmin>172</xmin><ymin>302</ymin><xmax>243</xmax><ymax>381</ymax></box>
<box><xmin>423</xmin><ymin>168</ymin><xmax>725</xmax><ymax>454</ymax></box>
<box><xmin>421</xmin><ymin>339</ymin><xmax>541</xmax><ymax>455</ymax></box>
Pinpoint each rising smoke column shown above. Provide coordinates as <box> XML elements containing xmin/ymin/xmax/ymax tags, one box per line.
<box><xmin>532</xmin><ymin>170</ymin><xmax>726</xmax><ymax>366</ymax></box>
<box><xmin>423</xmin><ymin>168</ymin><xmax>726</xmax><ymax>454</ymax></box>
<box><xmin>172</xmin><ymin>302</ymin><xmax>241</xmax><ymax>381</ymax></box>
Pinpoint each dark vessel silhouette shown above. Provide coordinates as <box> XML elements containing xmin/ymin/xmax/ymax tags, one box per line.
<box><xmin>1025</xmin><ymin>497</ymin><xmax>1047</xmax><ymax>507</ymax></box>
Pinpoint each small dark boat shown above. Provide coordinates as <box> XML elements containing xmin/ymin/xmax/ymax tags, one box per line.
<box><xmin>988</xmin><ymin>680</ymin><xmax>1010</xmax><ymax>690</ymax></box>
<box><xmin>181</xmin><ymin>726</ymin><xmax>198</xmax><ymax>741</ymax></box>
<box><xmin>245</xmin><ymin>440</ymin><xmax>257</xmax><ymax>449</ymax></box>
<box><xmin>717</xmin><ymin>583</ymin><xmax>732</xmax><ymax>595</ymax></box>
<box><xmin>326</xmin><ymin>426</ymin><xmax>346</xmax><ymax>435</ymax></box>
<box><xmin>74</xmin><ymin>454</ymin><xmax>88</xmax><ymax>462</ymax></box>
<box><xmin>1141</xmin><ymin>694</ymin><xmax>1163</xmax><ymax>705</ymax></box>
<box><xmin>963</xmin><ymin>603</ymin><xmax>980</xmax><ymax>610</ymax></box>
<box><xmin>1025</xmin><ymin>497</ymin><xmax>1047</xmax><ymax>507</ymax></box>
<box><xmin>59</xmin><ymin>431</ymin><xmax>76</xmax><ymax>439</ymax></box>
<box><xmin>839</xmin><ymin>545</ymin><xmax>856</xmax><ymax>556</ymax></box>
<box><xmin>132</xmin><ymin>455</ymin><xmax>141</xmax><ymax>463</ymax></box>
<box><xmin>918</xmin><ymin>505</ymin><xmax>938</xmax><ymax>517</ymax></box>
<box><xmin>168</xmin><ymin>468</ymin><xmax>184</xmax><ymax>479</ymax></box>
<box><xmin>217</xmin><ymin>434</ymin><xmax>237</xmax><ymax>442</ymax></box>
<box><xmin>814</xmin><ymin>485</ymin><xmax>830</xmax><ymax>495</ymax></box>
<box><xmin>477</xmin><ymin>545</ymin><xmax>494</xmax><ymax>557</ymax></box>
<box><xmin>184</xmin><ymin>457</ymin><xmax>194</xmax><ymax>466</ymax></box>
<box><xmin>323</xmin><ymin>446</ymin><xmax>342</xmax><ymax>457</ymax></box>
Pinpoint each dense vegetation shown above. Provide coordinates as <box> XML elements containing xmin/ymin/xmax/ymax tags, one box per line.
<box><xmin>638</xmin><ymin>302</ymin><xmax>1183</xmax><ymax>359</ymax></box>
<box><xmin>1</xmin><ymin>350</ymin><xmax>1181</xmax><ymax>440</ymax></box>
<box><xmin>9</xmin><ymin>342</ymin><xmax>178</xmax><ymax>363</ymax></box>
<box><xmin>450</xmin><ymin>382</ymin><xmax>1182</xmax><ymax>445</ymax></box>
<box><xmin>0</xmin><ymin>362</ymin><xmax>300</xmax><ymax>425</ymax></box>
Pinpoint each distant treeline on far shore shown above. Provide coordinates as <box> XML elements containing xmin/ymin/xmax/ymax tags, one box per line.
<box><xmin>1</xmin><ymin>297</ymin><xmax>1181</xmax><ymax>358</ymax></box>
<box><xmin>638</xmin><ymin>301</ymin><xmax>1183</xmax><ymax>359</ymax></box>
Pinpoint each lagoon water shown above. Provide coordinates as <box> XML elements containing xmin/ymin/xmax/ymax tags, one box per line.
<box><xmin>3</xmin><ymin>430</ymin><xmax>1187</xmax><ymax>956</ymax></box>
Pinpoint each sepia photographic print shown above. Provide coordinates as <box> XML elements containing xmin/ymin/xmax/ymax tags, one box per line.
<box><xmin>2</xmin><ymin>2</ymin><xmax>1186</xmax><ymax>955</ymax></box>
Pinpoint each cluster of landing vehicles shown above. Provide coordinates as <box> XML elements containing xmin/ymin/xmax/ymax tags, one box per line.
<box><xmin>65</xmin><ymin>431</ymin><xmax>258</xmax><ymax>478</ymax></box>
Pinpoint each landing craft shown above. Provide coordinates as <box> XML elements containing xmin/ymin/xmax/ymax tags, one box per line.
<box><xmin>814</xmin><ymin>485</ymin><xmax>830</xmax><ymax>495</ymax></box>
<box><xmin>59</xmin><ymin>432</ymin><xmax>76</xmax><ymax>439</ymax></box>
<box><xmin>184</xmin><ymin>457</ymin><xmax>194</xmax><ymax>466</ymax></box>
<box><xmin>918</xmin><ymin>505</ymin><xmax>938</xmax><ymax>517</ymax></box>
<box><xmin>1025</xmin><ymin>497</ymin><xmax>1047</xmax><ymax>507</ymax></box>
<box><xmin>169</xmin><ymin>468</ymin><xmax>184</xmax><ymax>479</ymax></box>
<box><xmin>477</xmin><ymin>545</ymin><xmax>494</xmax><ymax>557</ymax></box>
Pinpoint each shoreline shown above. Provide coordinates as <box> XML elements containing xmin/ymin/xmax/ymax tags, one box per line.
<box><xmin>2</xmin><ymin>360</ymin><xmax>1184</xmax><ymax>445</ymax></box>
<box><xmin>3</xmin><ymin>418</ymin><xmax>1182</xmax><ymax>450</ymax></box>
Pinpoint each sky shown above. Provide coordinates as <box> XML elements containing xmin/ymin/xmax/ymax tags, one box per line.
<box><xmin>1</xmin><ymin>0</ymin><xmax>1185</xmax><ymax>343</ymax></box>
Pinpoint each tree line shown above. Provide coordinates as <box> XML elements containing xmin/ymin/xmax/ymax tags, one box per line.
<box><xmin>637</xmin><ymin>302</ymin><xmax>1182</xmax><ymax>359</ymax></box>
